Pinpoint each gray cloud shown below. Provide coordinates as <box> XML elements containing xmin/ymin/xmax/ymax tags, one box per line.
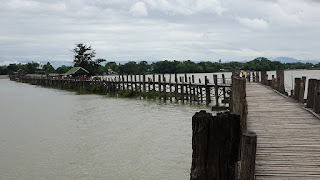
<box><xmin>0</xmin><ymin>0</ymin><xmax>320</xmax><ymax>65</ymax></box>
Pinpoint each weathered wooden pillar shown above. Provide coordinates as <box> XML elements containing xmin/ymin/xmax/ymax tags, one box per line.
<box><xmin>121</xmin><ymin>74</ymin><xmax>125</xmax><ymax>90</ymax></box>
<box><xmin>313</xmin><ymin>80</ymin><xmax>320</xmax><ymax>113</ymax></box>
<box><xmin>143</xmin><ymin>74</ymin><xmax>146</xmax><ymax>95</ymax></box>
<box><xmin>299</xmin><ymin>76</ymin><xmax>306</xmax><ymax>103</ymax></box>
<box><xmin>190</xmin><ymin>111</ymin><xmax>242</xmax><ymax>180</ymax></box>
<box><xmin>148</xmin><ymin>77</ymin><xmax>151</xmax><ymax>93</ymax></box>
<box><xmin>307</xmin><ymin>79</ymin><xmax>317</xmax><ymax>108</ymax></box>
<box><xmin>294</xmin><ymin>78</ymin><xmax>301</xmax><ymax>101</ymax></box>
<box><xmin>181</xmin><ymin>78</ymin><xmax>185</xmax><ymax>103</ymax></box>
<box><xmin>163</xmin><ymin>77</ymin><xmax>167</xmax><ymax>100</ymax></box>
<box><xmin>205</xmin><ymin>76</ymin><xmax>211</xmax><ymax>105</ymax></box>
<box><xmin>175</xmin><ymin>74</ymin><xmax>178</xmax><ymax>102</ymax></box>
<box><xmin>158</xmin><ymin>74</ymin><xmax>161</xmax><ymax>99</ymax></box>
<box><xmin>231</xmin><ymin>77</ymin><xmax>247</xmax><ymax>133</ymax></box>
<box><xmin>213</xmin><ymin>75</ymin><xmax>219</xmax><ymax>106</ymax></box>
<box><xmin>185</xmin><ymin>77</ymin><xmax>189</xmax><ymax>102</ymax></box>
<box><xmin>185</xmin><ymin>74</ymin><xmax>187</xmax><ymax>82</ymax></box>
<box><xmin>169</xmin><ymin>75</ymin><xmax>172</xmax><ymax>102</ymax></box>
<box><xmin>252</xmin><ymin>72</ymin><xmax>256</xmax><ymax>83</ymax></box>
<box><xmin>135</xmin><ymin>75</ymin><xmax>138</xmax><ymax>95</ymax></box>
<box><xmin>276</xmin><ymin>69</ymin><xmax>285</xmax><ymax>93</ymax></box>
<box><xmin>240</xmin><ymin>131</ymin><xmax>257</xmax><ymax>180</ymax></box>
<box><xmin>256</xmin><ymin>71</ymin><xmax>260</xmax><ymax>83</ymax></box>
<box><xmin>222</xmin><ymin>74</ymin><xmax>226</xmax><ymax>101</ymax></box>
<box><xmin>199</xmin><ymin>78</ymin><xmax>203</xmax><ymax>103</ymax></box>
<box><xmin>153</xmin><ymin>74</ymin><xmax>156</xmax><ymax>98</ymax></box>
<box><xmin>261</xmin><ymin>71</ymin><xmax>267</xmax><ymax>85</ymax></box>
<box><xmin>189</xmin><ymin>78</ymin><xmax>193</xmax><ymax>103</ymax></box>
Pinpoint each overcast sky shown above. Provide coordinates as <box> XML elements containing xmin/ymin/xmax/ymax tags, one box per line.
<box><xmin>1</xmin><ymin>0</ymin><xmax>319</xmax><ymax>65</ymax></box>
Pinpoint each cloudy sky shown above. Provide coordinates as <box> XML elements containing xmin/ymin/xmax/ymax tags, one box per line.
<box><xmin>0</xmin><ymin>0</ymin><xmax>319</xmax><ymax>65</ymax></box>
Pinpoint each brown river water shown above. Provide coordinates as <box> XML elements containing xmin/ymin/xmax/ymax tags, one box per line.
<box><xmin>1</xmin><ymin>69</ymin><xmax>319</xmax><ymax>179</ymax></box>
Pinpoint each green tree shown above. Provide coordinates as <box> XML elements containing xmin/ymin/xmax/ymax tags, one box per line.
<box><xmin>56</xmin><ymin>65</ymin><xmax>72</xmax><ymax>74</ymax></box>
<box><xmin>42</xmin><ymin>62</ymin><xmax>55</xmax><ymax>74</ymax></box>
<box><xmin>72</xmin><ymin>43</ymin><xmax>105</xmax><ymax>75</ymax></box>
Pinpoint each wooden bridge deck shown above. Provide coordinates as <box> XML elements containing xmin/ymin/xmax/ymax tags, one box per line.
<box><xmin>247</xmin><ymin>83</ymin><xmax>320</xmax><ymax>179</ymax></box>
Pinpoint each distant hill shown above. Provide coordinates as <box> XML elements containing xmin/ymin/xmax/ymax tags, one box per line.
<box><xmin>270</xmin><ymin>57</ymin><xmax>319</xmax><ymax>64</ymax></box>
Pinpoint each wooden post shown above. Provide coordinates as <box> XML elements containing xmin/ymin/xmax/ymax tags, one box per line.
<box><xmin>163</xmin><ymin>77</ymin><xmax>167</xmax><ymax>100</ymax></box>
<box><xmin>138</xmin><ymin>74</ymin><xmax>141</xmax><ymax>96</ymax></box>
<box><xmin>135</xmin><ymin>75</ymin><xmax>138</xmax><ymax>95</ymax></box>
<box><xmin>148</xmin><ymin>77</ymin><xmax>151</xmax><ymax>93</ymax></box>
<box><xmin>294</xmin><ymin>78</ymin><xmax>301</xmax><ymax>101</ymax></box>
<box><xmin>240</xmin><ymin>131</ymin><xmax>257</xmax><ymax>180</ymax></box>
<box><xmin>222</xmin><ymin>74</ymin><xmax>226</xmax><ymax>101</ymax></box>
<box><xmin>307</xmin><ymin>79</ymin><xmax>317</xmax><ymax>108</ymax></box>
<box><xmin>122</xmin><ymin>74</ymin><xmax>125</xmax><ymax>90</ymax></box>
<box><xmin>252</xmin><ymin>72</ymin><xmax>256</xmax><ymax>83</ymax></box>
<box><xmin>184</xmin><ymin>74</ymin><xmax>187</xmax><ymax>82</ymax></box>
<box><xmin>175</xmin><ymin>74</ymin><xmax>178</xmax><ymax>102</ymax></box>
<box><xmin>276</xmin><ymin>69</ymin><xmax>285</xmax><ymax>93</ymax></box>
<box><xmin>190</xmin><ymin>111</ymin><xmax>242</xmax><ymax>180</ymax></box>
<box><xmin>153</xmin><ymin>74</ymin><xmax>156</xmax><ymax>98</ymax></box>
<box><xmin>214</xmin><ymin>75</ymin><xmax>219</xmax><ymax>106</ymax></box>
<box><xmin>313</xmin><ymin>80</ymin><xmax>320</xmax><ymax>113</ymax></box>
<box><xmin>231</xmin><ymin>77</ymin><xmax>247</xmax><ymax>133</ymax></box>
<box><xmin>169</xmin><ymin>75</ymin><xmax>172</xmax><ymax>102</ymax></box>
<box><xmin>181</xmin><ymin>78</ymin><xmax>185</xmax><ymax>103</ymax></box>
<box><xmin>256</xmin><ymin>71</ymin><xmax>260</xmax><ymax>83</ymax></box>
<box><xmin>126</xmin><ymin>74</ymin><xmax>129</xmax><ymax>90</ymax></box>
<box><xmin>143</xmin><ymin>74</ymin><xmax>146</xmax><ymax>95</ymax></box>
<box><xmin>185</xmin><ymin>77</ymin><xmax>189</xmax><ymax>102</ymax></box>
<box><xmin>261</xmin><ymin>71</ymin><xmax>267</xmax><ymax>85</ymax></box>
<box><xmin>205</xmin><ymin>76</ymin><xmax>211</xmax><ymax>105</ymax></box>
<box><xmin>130</xmin><ymin>75</ymin><xmax>133</xmax><ymax>91</ymax></box>
<box><xmin>189</xmin><ymin>77</ymin><xmax>192</xmax><ymax>103</ymax></box>
<box><xmin>199</xmin><ymin>78</ymin><xmax>203</xmax><ymax>103</ymax></box>
<box><xmin>158</xmin><ymin>74</ymin><xmax>161</xmax><ymax>99</ymax></box>
<box><xmin>299</xmin><ymin>76</ymin><xmax>306</xmax><ymax>103</ymax></box>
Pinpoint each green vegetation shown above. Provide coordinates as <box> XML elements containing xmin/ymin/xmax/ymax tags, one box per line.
<box><xmin>72</xmin><ymin>43</ymin><xmax>106</xmax><ymax>76</ymax></box>
<box><xmin>1</xmin><ymin>57</ymin><xmax>320</xmax><ymax>75</ymax></box>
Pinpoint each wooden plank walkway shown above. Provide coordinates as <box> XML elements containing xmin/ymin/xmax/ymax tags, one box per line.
<box><xmin>246</xmin><ymin>83</ymin><xmax>320</xmax><ymax>179</ymax></box>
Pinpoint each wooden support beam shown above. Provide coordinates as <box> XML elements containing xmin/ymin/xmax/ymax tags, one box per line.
<box><xmin>214</xmin><ymin>74</ymin><xmax>219</xmax><ymax>106</ymax></box>
<box><xmin>307</xmin><ymin>79</ymin><xmax>317</xmax><ymax>108</ymax></box>
<box><xmin>205</xmin><ymin>76</ymin><xmax>211</xmax><ymax>105</ymax></box>
<box><xmin>299</xmin><ymin>76</ymin><xmax>306</xmax><ymax>103</ymax></box>
<box><xmin>191</xmin><ymin>111</ymin><xmax>241</xmax><ymax>180</ymax></box>
<box><xmin>240</xmin><ymin>131</ymin><xmax>257</xmax><ymax>180</ymax></box>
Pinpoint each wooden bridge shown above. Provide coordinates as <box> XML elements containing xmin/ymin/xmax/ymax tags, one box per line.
<box><xmin>247</xmin><ymin>82</ymin><xmax>320</xmax><ymax>179</ymax></box>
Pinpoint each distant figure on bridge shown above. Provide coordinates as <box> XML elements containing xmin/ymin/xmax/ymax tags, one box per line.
<box><xmin>241</xmin><ymin>70</ymin><xmax>246</xmax><ymax>78</ymax></box>
<box><xmin>247</xmin><ymin>71</ymin><xmax>251</xmax><ymax>83</ymax></box>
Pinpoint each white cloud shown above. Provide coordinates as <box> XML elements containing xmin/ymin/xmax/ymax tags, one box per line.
<box><xmin>237</xmin><ymin>17</ymin><xmax>269</xmax><ymax>30</ymax></box>
<box><xmin>130</xmin><ymin>2</ymin><xmax>148</xmax><ymax>16</ymax></box>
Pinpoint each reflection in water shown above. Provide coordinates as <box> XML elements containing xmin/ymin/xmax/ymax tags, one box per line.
<box><xmin>0</xmin><ymin>79</ymin><xmax>210</xmax><ymax>179</ymax></box>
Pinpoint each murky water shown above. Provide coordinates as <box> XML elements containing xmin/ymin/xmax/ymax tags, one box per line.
<box><xmin>0</xmin><ymin>79</ymin><xmax>211</xmax><ymax>179</ymax></box>
<box><xmin>1</xmin><ymin>69</ymin><xmax>319</xmax><ymax>179</ymax></box>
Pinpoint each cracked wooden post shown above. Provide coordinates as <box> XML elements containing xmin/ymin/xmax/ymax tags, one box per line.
<box><xmin>307</xmin><ymin>79</ymin><xmax>317</xmax><ymax>108</ymax></box>
<box><xmin>158</xmin><ymin>74</ymin><xmax>161</xmax><ymax>99</ymax></box>
<box><xmin>294</xmin><ymin>78</ymin><xmax>301</xmax><ymax>101</ymax></box>
<box><xmin>299</xmin><ymin>76</ymin><xmax>306</xmax><ymax>103</ymax></box>
<box><xmin>231</xmin><ymin>77</ymin><xmax>247</xmax><ymax>133</ymax></box>
<box><xmin>214</xmin><ymin>74</ymin><xmax>219</xmax><ymax>106</ymax></box>
<box><xmin>205</xmin><ymin>76</ymin><xmax>211</xmax><ymax>105</ymax></box>
<box><xmin>313</xmin><ymin>80</ymin><xmax>320</xmax><ymax>113</ymax></box>
<box><xmin>276</xmin><ymin>69</ymin><xmax>285</xmax><ymax>93</ymax></box>
<box><xmin>153</xmin><ymin>74</ymin><xmax>156</xmax><ymax>98</ymax></box>
<box><xmin>240</xmin><ymin>131</ymin><xmax>257</xmax><ymax>180</ymax></box>
<box><xmin>190</xmin><ymin>111</ymin><xmax>242</xmax><ymax>180</ymax></box>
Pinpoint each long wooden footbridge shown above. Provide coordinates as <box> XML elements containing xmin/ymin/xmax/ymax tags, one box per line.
<box><xmin>190</xmin><ymin>69</ymin><xmax>320</xmax><ymax>179</ymax></box>
<box><xmin>247</xmin><ymin>83</ymin><xmax>320</xmax><ymax>179</ymax></box>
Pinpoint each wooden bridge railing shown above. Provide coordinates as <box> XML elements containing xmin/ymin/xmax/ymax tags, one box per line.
<box><xmin>9</xmin><ymin>73</ymin><xmax>232</xmax><ymax>107</ymax></box>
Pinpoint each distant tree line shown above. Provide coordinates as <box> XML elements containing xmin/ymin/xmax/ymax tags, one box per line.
<box><xmin>1</xmin><ymin>57</ymin><xmax>320</xmax><ymax>75</ymax></box>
